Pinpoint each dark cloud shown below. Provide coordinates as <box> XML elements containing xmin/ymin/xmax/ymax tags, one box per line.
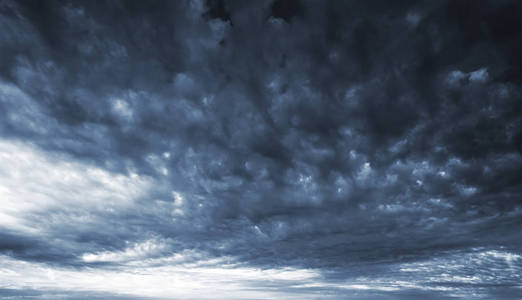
<box><xmin>0</xmin><ymin>0</ymin><xmax>521</xmax><ymax>298</ymax></box>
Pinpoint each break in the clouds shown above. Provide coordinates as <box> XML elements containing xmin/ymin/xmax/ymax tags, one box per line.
<box><xmin>1</xmin><ymin>0</ymin><xmax>522</xmax><ymax>299</ymax></box>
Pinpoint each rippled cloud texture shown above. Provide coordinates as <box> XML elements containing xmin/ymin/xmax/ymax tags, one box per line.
<box><xmin>1</xmin><ymin>0</ymin><xmax>522</xmax><ymax>299</ymax></box>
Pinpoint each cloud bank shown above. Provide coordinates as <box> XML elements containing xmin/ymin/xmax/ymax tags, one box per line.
<box><xmin>0</xmin><ymin>0</ymin><xmax>521</xmax><ymax>298</ymax></box>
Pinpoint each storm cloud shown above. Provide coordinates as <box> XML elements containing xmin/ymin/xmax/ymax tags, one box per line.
<box><xmin>0</xmin><ymin>0</ymin><xmax>521</xmax><ymax>299</ymax></box>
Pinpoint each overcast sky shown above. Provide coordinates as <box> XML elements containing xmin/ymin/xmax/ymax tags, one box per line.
<box><xmin>1</xmin><ymin>0</ymin><xmax>521</xmax><ymax>299</ymax></box>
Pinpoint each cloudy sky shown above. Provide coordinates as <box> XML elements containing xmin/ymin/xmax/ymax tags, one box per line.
<box><xmin>1</xmin><ymin>0</ymin><xmax>522</xmax><ymax>299</ymax></box>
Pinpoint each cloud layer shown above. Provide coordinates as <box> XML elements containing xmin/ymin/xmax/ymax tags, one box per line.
<box><xmin>1</xmin><ymin>0</ymin><xmax>521</xmax><ymax>298</ymax></box>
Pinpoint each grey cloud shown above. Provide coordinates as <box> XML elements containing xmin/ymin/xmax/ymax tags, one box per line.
<box><xmin>0</xmin><ymin>0</ymin><xmax>521</xmax><ymax>298</ymax></box>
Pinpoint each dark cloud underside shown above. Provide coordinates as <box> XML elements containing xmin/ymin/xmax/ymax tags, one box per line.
<box><xmin>0</xmin><ymin>0</ymin><xmax>521</xmax><ymax>299</ymax></box>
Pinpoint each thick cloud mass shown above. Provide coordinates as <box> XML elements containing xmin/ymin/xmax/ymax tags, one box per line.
<box><xmin>1</xmin><ymin>0</ymin><xmax>522</xmax><ymax>299</ymax></box>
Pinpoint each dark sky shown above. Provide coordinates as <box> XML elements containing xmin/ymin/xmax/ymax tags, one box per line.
<box><xmin>0</xmin><ymin>0</ymin><xmax>521</xmax><ymax>299</ymax></box>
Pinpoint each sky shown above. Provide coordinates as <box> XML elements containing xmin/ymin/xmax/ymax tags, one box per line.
<box><xmin>0</xmin><ymin>0</ymin><xmax>521</xmax><ymax>299</ymax></box>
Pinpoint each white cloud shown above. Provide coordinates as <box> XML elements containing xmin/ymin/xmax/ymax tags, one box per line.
<box><xmin>112</xmin><ymin>98</ymin><xmax>133</xmax><ymax>120</ymax></box>
<box><xmin>0</xmin><ymin>254</ymin><xmax>322</xmax><ymax>299</ymax></box>
<box><xmin>82</xmin><ymin>239</ymin><xmax>168</xmax><ymax>263</ymax></box>
<box><xmin>172</xmin><ymin>191</ymin><xmax>184</xmax><ymax>206</ymax></box>
<box><xmin>356</xmin><ymin>162</ymin><xmax>372</xmax><ymax>182</ymax></box>
<box><xmin>0</xmin><ymin>140</ymin><xmax>153</xmax><ymax>233</ymax></box>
